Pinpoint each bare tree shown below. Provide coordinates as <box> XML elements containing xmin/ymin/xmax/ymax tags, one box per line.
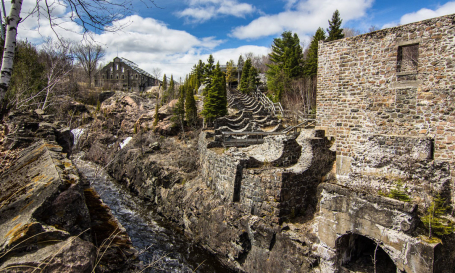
<box><xmin>40</xmin><ymin>38</ymin><xmax>73</xmax><ymax>109</ymax></box>
<box><xmin>73</xmin><ymin>43</ymin><xmax>105</xmax><ymax>88</ymax></box>
<box><xmin>368</xmin><ymin>25</ymin><xmax>380</xmax><ymax>32</ymax></box>
<box><xmin>7</xmin><ymin>39</ymin><xmax>73</xmax><ymax>110</ymax></box>
<box><xmin>0</xmin><ymin>0</ymin><xmax>157</xmax><ymax>112</ymax></box>
<box><xmin>343</xmin><ymin>28</ymin><xmax>362</xmax><ymax>38</ymax></box>
<box><xmin>151</xmin><ymin>67</ymin><xmax>162</xmax><ymax>84</ymax></box>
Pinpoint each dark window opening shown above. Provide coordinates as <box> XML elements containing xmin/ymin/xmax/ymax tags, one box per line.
<box><xmin>397</xmin><ymin>44</ymin><xmax>419</xmax><ymax>73</ymax></box>
<box><xmin>136</xmin><ymin>74</ymin><xmax>138</xmax><ymax>79</ymax></box>
<box><xmin>110</xmin><ymin>74</ymin><xmax>113</xmax><ymax>79</ymax></box>
<box><xmin>116</xmin><ymin>75</ymin><xmax>119</xmax><ymax>79</ymax></box>
<box><xmin>122</xmin><ymin>75</ymin><xmax>124</xmax><ymax>79</ymax></box>
<box><xmin>337</xmin><ymin>234</ymin><xmax>398</xmax><ymax>273</ymax></box>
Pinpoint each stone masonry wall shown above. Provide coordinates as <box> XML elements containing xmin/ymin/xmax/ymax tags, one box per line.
<box><xmin>198</xmin><ymin>131</ymin><xmax>335</xmax><ymax>222</ymax></box>
<box><xmin>314</xmin><ymin>183</ymin><xmax>438</xmax><ymax>273</ymax></box>
<box><xmin>316</xmin><ymin>14</ymin><xmax>455</xmax><ymax>205</ymax></box>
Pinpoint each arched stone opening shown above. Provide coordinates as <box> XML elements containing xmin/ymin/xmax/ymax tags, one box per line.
<box><xmin>336</xmin><ymin>233</ymin><xmax>399</xmax><ymax>273</ymax></box>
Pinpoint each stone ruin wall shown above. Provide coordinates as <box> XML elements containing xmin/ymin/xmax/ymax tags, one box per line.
<box><xmin>316</xmin><ymin>14</ymin><xmax>455</xmax><ymax>206</ymax></box>
<box><xmin>198</xmin><ymin>131</ymin><xmax>335</xmax><ymax>223</ymax></box>
<box><xmin>198</xmin><ymin>132</ymin><xmax>283</xmax><ymax>222</ymax></box>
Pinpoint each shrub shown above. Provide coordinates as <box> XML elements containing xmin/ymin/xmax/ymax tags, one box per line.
<box><xmin>388</xmin><ymin>180</ymin><xmax>411</xmax><ymax>202</ymax></box>
<box><xmin>421</xmin><ymin>195</ymin><xmax>454</xmax><ymax>239</ymax></box>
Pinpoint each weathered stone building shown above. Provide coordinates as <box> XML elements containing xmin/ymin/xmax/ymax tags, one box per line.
<box><xmin>315</xmin><ymin>13</ymin><xmax>455</xmax><ymax>272</ymax></box>
<box><xmin>95</xmin><ymin>57</ymin><xmax>158</xmax><ymax>91</ymax></box>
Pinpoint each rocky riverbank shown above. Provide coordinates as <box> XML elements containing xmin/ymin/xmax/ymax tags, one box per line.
<box><xmin>0</xmin><ymin>140</ymin><xmax>136</xmax><ymax>272</ymax></box>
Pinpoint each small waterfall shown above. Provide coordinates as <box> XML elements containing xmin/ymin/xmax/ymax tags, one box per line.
<box><xmin>71</xmin><ymin>128</ymin><xmax>86</xmax><ymax>146</ymax></box>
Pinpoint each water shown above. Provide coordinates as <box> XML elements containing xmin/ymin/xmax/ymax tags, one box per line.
<box><xmin>72</xmin><ymin>155</ymin><xmax>232</xmax><ymax>273</ymax></box>
<box><xmin>71</xmin><ymin>128</ymin><xmax>86</xmax><ymax>146</ymax></box>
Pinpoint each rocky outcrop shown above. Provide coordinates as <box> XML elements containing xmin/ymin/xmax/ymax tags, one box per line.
<box><xmin>2</xmin><ymin>110</ymin><xmax>74</xmax><ymax>156</ymax></box>
<box><xmin>0</xmin><ymin>140</ymin><xmax>136</xmax><ymax>272</ymax></box>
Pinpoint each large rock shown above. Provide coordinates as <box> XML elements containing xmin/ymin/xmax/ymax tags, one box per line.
<box><xmin>2</xmin><ymin>111</ymin><xmax>74</xmax><ymax>156</ymax></box>
<box><xmin>0</xmin><ymin>140</ymin><xmax>136</xmax><ymax>272</ymax></box>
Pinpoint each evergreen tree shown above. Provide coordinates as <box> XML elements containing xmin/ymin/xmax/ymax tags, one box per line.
<box><xmin>185</xmin><ymin>82</ymin><xmax>197</xmax><ymax>127</ymax></box>
<box><xmin>266</xmin><ymin>31</ymin><xmax>304</xmax><ymax>101</ymax></box>
<box><xmin>5</xmin><ymin>41</ymin><xmax>46</xmax><ymax>110</ymax></box>
<box><xmin>247</xmin><ymin>66</ymin><xmax>259</xmax><ymax>93</ymax></box>
<box><xmin>172</xmin><ymin>84</ymin><xmax>186</xmax><ymax>130</ymax></box>
<box><xmin>225</xmin><ymin>60</ymin><xmax>237</xmax><ymax>88</ymax></box>
<box><xmin>304</xmin><ymin>27</ymin><xmax>326</xmax><ymax>76</ymax></box>
<box><xmin>202</xmin><ymin>62</ymin><xmax>227</xmax><ymax>123</ymax></box>
<box><xmin>162</xmin><ymin>74</ymin><xmax>167</xmax><ymax>90</ymax></box>
<box><xmin>196</xmin><ymin>60</ymin><xmax>205</xmax><ymax>90</ymax></box>
<box><xmin>203</xmin><ymin>55</ymin><xmax>215</xmax><ymax>96</ymax></box>
<box><xmin>169</xmin><ymin>75</ymin><xmax>175</xmax><ymax>100</ymax></box>
<box><xmin>327</xmin><ymin>10</ymin><xmax>344</xmax><ymax>41</ymax></box>
<box><xmin>422</xmin><ymin>195</ymin><xmax>455</xmax><ymax>239</ymax></box>
<box><xmin>160</xmin><ymin>74</ymin><xmax>168</xmax><ymax>105</ymax></box>
<box><xmin>239</xmin><ymin>58</ymin><xmax>252</xmax><ymax>93</ymax></box>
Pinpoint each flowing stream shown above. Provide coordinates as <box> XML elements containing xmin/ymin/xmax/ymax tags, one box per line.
<box><xmin>72</xmin><ymin>155</ymin><xmax>231</xmax><ymax>273</ymax></box>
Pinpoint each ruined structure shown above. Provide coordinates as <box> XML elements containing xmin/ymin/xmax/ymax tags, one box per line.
<box><xmin>95</xmin><ymin>57</ymin><xmax>158</xmax><ymax>92</ymax></box>
<box><xmin>314</xmin><ymin>13</ymin><xmax>455</xmax><ymax>272</ymax></box>
<box><xmin>194</xmin><ymin>14</ymin><xmax>455</xmax><ymax>273</ymax></box>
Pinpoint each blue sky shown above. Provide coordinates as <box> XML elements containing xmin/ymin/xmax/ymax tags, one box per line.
<box><xmin>16</xmin><ymin>0</ymin><xmax>455</xmax><ymax>79</ymax></box>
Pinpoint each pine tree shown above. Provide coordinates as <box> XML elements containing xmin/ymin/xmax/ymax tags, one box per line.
<box><xmin>185</xmin><ymin>83</ymin><xmax>197</xmax><ymax>127</ymax></box>
<box><xmin>266</xmin><ymin>31</ymin><xmax>304</xmax><ymax>101</ymax></box>
<box><xmin>225</xmin><ymin>60</ymin><xmax>237</xmax><ymax>88</ymax></box>
<box><xmin>202</xmin><ymin>62</ymin><xmax>227</xmax><ymax>123</ymax></box>
<box><xmin>304</xmin><ymin>27</ymin><xmax>326</xmax><ymax>76</ymax></box>
<box><xmin>247</xmin><ymin>66</ymin><xmax>259</xmax><ymax>93</ymax></box>
<box><xmin>169</xmin><ymin>75</ymin><xmax>175</xmax><ymax>100</ymax></box>
<box><xmin>327</xmin><ymin>10</ymin><xmax>344</xmax><ymax>41</ymax></box>
<box><xmin>172</xmin><ymin>84</ymin><xmax>186</xmax><ymax>130</ymax></box>
<box><xmin>162</xmin><ymin>74</ymin><xmax>167</xmax><ymax>90</ymax></box>
<box><xmin>422</xmin><ymin>195</ymin><xmax>454</xmax><ymax>239</ymax></box>
<box><xmin>239</xmin><ymin>58</ymin><xmax>252</xmax><ymax>93</ymax></box>
<box><xmin>196</xmin><ymin>60</ymin><xmax>204</xmax><ymax>90</ymax></box>
<box><xmin>203</xmin><ymin>55</ymin><xmax>215</xmax><ymax>96</ymax></box>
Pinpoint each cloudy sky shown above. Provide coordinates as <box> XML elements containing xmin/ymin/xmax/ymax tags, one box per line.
<box><xmin>14</xmin><ymin>0</ymin><xmax>455</xmax><ymax>80</ymax></box>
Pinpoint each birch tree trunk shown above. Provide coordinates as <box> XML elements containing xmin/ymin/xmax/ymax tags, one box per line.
<box><xmin>0</xmin><ymin>0</ymin><xmax>23</xmax><ymax>104</ymax></box>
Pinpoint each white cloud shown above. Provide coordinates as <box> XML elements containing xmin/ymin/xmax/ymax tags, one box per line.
<box><xmin>95</xmin><ymin>15</ymin><xmax>223</xmax><ymax>54</ymax></box>
<box><xmin>15</xmin><ymin>0</ymin><xmax>84</xmax><ymax>43</ymax></box>
<box><xmin>230</xmin><ymin>0</ymin><xmax>374</xmax><ymax>40</ymax></box>
<box><xmin>10</xmin><ymin>0</ymin><xmax>269</xmax><ymax>81</ymax></box>
<box><xmin>400</xmin><ymin>1</ymin><xmax>455</xmax><ymax>25</ymax></box>
<box><xmin>176</xmin><ymin>0</ymin><xmax>256</xmax><ymax>23</ymax></box>
<box><xmin>381</xmin><ymin>1</ymin><xmax>455</xmax><ymax>30</ymax></box>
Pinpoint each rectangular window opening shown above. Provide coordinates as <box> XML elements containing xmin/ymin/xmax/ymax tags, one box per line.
<box><xmin>397</xmin><ymin>44</ymin><xmax>419</xmax><ymax>73</ymax></box>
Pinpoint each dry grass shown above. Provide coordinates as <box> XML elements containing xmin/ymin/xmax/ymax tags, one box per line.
<box><xmin>209</xmin><ymin>147</ymin><xmax>225</xmax><ymax>155</ymax></box>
